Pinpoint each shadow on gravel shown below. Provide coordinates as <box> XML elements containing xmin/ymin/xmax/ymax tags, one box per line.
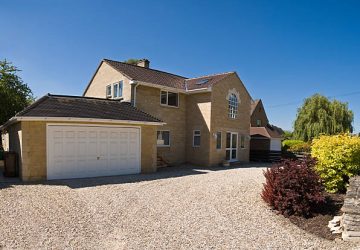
<box><xmin>0</xmin><ymin>162</ymin><xmax>271</xmax><ymax>190</ymax></box>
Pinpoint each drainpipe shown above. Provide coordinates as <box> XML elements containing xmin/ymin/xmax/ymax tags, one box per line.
<box><xmin>130</xmin><ymin>80</ymin><xmax>138</xmax><ymax>107</ymax></box>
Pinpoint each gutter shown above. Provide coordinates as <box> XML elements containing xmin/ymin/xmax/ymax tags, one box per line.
<box><xmin>136</xmin><ymin>81</ymin><xmax>212</xmax><ymax>94</ymax></box>
<box><xmin>0</xmin><ymin>116</ymin><xmax>166</xmax><ymax>131</ymax></box>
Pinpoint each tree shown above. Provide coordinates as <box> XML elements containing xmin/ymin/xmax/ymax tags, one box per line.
<box><xmin>0</xmin><ymin>60</ymin><xmax>34</xmax><ymax>125</ymax></box>
<box><xmin>293</xmin><ymin>94</ymin><xmax>353</xmax><ymax>141</ymax></box>
<box><xmin>124</xmin><ymin>59</ymin><xmax>141</xmax><ymax>65</ymax></box>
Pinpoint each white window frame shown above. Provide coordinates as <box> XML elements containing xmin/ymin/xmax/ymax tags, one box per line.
<box><xmin>193</xmin><ymin>130</ymin><xmax>201</xmax><ymax>147</ymax></box>
<box><xmin>113</xmin><ymin>83</ymin><xmax>119</xmax><ymax>98</ymax></box>
<box><xmin>228</xmin><ymin>93</ymin><xmax>238</xmax><ymax>119</ymax></box>
<box><xmin>216</xmin><ymin>131</ymin><xmax>222</xmax><ymax>149</ymax></box>
<box><xmin>106</xmin><ymin>81</ymin><xmax>123</xmax><ymax>99</ymax></box>
<box><xmin>106</xmin><ymin>85</ymin><xmax>112</xmax><ymax>98</ymax></box>
<box><xmin>160</xmin><ymin>90</ymin><xmax>179</xmax><ymax>107</ymax></box>
<box><xmin>157</xmin><ymin>130</ymin><xmax>170</xmax><ymax>147</ymax></box>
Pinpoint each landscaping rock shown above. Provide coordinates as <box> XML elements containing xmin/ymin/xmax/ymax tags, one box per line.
<box><xmin>341</xmin><ymin>176</ymin><xmax>360</xmax><ymax>242</ymax></box>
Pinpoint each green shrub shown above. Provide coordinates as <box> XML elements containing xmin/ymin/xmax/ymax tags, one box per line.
<box><xmin>311</xmin><ymin>134</ymin><xmax>360</xmax><ymax>193</ymax></box>
<box><xmin>288</xmin><ymin>142</ymin><xmax>311</xmax><ymax>153</ymax></box>
<box><xmin>282</xmin><ymin>140</ymin><xmax>306</xmax><ymax>152</ymax></box>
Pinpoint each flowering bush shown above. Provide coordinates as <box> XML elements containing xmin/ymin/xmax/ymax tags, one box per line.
<box><xmin>312</xmin><ymin>134</ymin><xmax>360</xmax><ymax>193</ymax></box>
<box><xmin>261</xmin><ymin>158</ymin><xmax>325</xmax><ymax>217</ymax></box>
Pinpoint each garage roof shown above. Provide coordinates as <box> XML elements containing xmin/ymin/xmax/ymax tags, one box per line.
<box><xmin>15</xmin><ymin>94</ymin><xmax>163</xmax><ymax>123</ymax></box>
<box><xmin>250</xmin><ymin>126</ymin><xmax>283</xmax><ymax>139</ymax></box>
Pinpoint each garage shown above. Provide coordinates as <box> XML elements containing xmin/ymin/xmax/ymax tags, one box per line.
<box><xmin>0</xmin><ymin>94</ymin><xmax>163</xmax><ymax>181</ymax></box>
<box><xmin>47</xmin><ymin>125</ymin><xmax>140</xmax><ymax>180</ymax></box>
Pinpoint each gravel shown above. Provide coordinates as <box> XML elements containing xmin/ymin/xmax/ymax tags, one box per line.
<box><xmin>0</xmin><ymin>164</ymin><xmax>358</xmax><ymax>249</ymax></box>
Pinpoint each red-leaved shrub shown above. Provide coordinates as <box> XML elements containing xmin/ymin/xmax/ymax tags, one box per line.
<box><xmin>261</xmin><ymin>157</ymin><xmax>325</xmax><ymax>217</ymax></box>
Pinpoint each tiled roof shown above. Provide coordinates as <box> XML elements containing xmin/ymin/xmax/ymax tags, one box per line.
<box><xmin>102</xmin><ymin>59</ymin><xmax>234</xmax><ymax>91</ymax></box>
<box><xmin>185</xmin><ymin>72</ymin><xmax>234</xmax><ymax>90</ymax></box>
<box><xmin>104</xmin><ymin>59</ymin><xmax>186</xmax><ymax>89</ymax></box>
<box><xmin>250</xmin><ymin>126</ymin><xmax>283</xmax><ymax>139</ymax></box>
<box><xmin>16</xmin><ymin>94</ymin><xmax>162</xmax><ymax>123</ymax></box>
<box><xmin>251</xmin><ymin>99</ymin><xmax>260</xmax><ymax>115</ymax></box>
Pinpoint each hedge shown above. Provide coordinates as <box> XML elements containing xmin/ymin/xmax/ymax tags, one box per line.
<box><xmin>311</xmin><ymin>134</ymin><xmax>360</xmax><ymax>193</ymax></box>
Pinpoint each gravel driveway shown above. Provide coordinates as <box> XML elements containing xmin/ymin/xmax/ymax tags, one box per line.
<box><xmin>0</xmin><ymin>164</ymin><xmax>357</xmax><ymax>249</ymax></box>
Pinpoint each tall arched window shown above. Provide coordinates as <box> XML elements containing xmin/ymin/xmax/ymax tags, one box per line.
<box><xmin>228</xmin><ymin>93</ymin><xmax>238</xmax><ymax>119</ymax></box>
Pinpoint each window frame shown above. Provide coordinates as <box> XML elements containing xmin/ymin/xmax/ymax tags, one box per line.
<box><xmin>106</xmin><ymin>84</ymin><xmax>112</xmax><ymax>98</ymax></box>
<box><xmin>256</xmin><ymin>119</ymin><xmax>261</xmax><ymax>127</ymax></box>
<box><xmin>113</xmin><ymin>83</ymin><xmax>119</xmax><ymax>98</ymax></box>
<box><xmin>193</xmin><ymin>130</ymin><xmax>201</xmax><ymax>147</ymax></box>
<box><xmin>157</xmin><ymin>130</ymin><xmax>170</xmax><ymax>147</ymax></box>
<box><xmin>106</xmin><ymin>81</ymin><xmax>124</xmax><ymax>99</ymax></box>
<box><xmin>216</xmin><ymin>131</ymin><xmax>222</xmax><ymax>149</ymax></box>
<box><xmin>160</xmin><ymin>90</ymin><xmax>179</xmax><ymax>107</ymax></box>
<box><xmin>240</xmin><ymin>135</ymin><xmax>245</xmax><ymax>149</ymax></box>
<box><xmin>228</xmin><ymin>93</ymin><xmax>238</xmax><ymax>119</ymax></box>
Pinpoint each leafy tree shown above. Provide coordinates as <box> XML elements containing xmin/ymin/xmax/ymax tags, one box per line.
<box><xmin>124</xmin><ymin>59</ymin><xmax>141</xmax><ymax>65</ymax></box>
<box><xmin>293</xmin><ymin>94</ymin><xmax>353</xmax><ymax>141</ymax></box>
<box><xmin>0</xmin><ymin>60</ymin><xmax>34</xmax><ymax>125</ymax></box>
<box><xmin>282</xmin><ymin>130</ymin><xmax>293</xmax><ymax>140</ymax></box>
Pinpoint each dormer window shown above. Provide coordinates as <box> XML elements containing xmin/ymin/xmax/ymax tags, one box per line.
<box><xmin>106</xmin><ymin>81</ymin><xmax>123</xmax><ymax>99</ymax></box>
<box><xmin>160</xmin><ymin>91</ymin><xmax>179</xmax><ymax>107</ymax></box>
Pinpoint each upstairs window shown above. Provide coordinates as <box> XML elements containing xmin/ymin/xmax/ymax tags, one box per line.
<box><xmin>106</xmin><ymin>81</ymin><xmax>123</xmax><ymax>99</ymax></box>
<box><xmin>160</xmin><ymin>91</ymin><xmax>179</xmax><ymax>107</ymax></box>
<box><xmin>106</xmin><ymin>85</ymin><xmax>112</xmax><ymax>98</ymax></box>
<box><xmin>114</xmin><ymin>83</ymin><xmax>119</xmax><ymax>98</ymax></box>
<box><xmin>193</xmin><ymin>130</ymin><xmax>201</xmax><ymax>147</ymax></box>
<box><xmin>228</xmin><ymin>93</ymin><xmax>238</xmax><ymax>119</ymax></box>
<box><xmin>256</xmin><ymin>119</ymin><xmax>262</xmax><ymax>127</ymax></box>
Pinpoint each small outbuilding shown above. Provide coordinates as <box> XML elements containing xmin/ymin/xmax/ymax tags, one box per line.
<box><xmin>250</xmin><ymin>99</ymin><xmax>283</xmax><ymax>162</ymax></box>
<box><xmin>0</xmin><ymin>94</ymin><xmax>164</xmax><ymax>181</ymax></box>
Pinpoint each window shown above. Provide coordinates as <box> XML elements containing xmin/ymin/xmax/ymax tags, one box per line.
<box><xmin>157</xmin><ymin>131</ymin><xmax>170</xmax><ymax>147</ymax></box>
<box><xmin>216</xmin><ymin>132</ymin><xmax>222</xmax><ymax>149</ymax></box>
<box><xmin>160</xmin><ymin>91</ymin><xmax>179</xmax><ymax>107</ymax></box>
<box><xmin>113</xmin><ymin>83</ymin><xmax>119</xmax><ymax>98</ymax></box>
<box><xmin>106</xmin><ymin>81</ymin><xmax>123</xmax><ymax>99</ymax></box>
<box><xmin>106</xmin><ymin>85</ymin><xmax>112</xmax><ymax>98</ymax></box>
<box><xmin>119</xmin><ymin>81</ymin><xmax>123</xmax><ymax>97</ymax></box>
<box><xmin>193</xmin><ymin>130</ymin><xmax>201</xmax><ymax>147</ymax></box>
<box><xmin>256</xmin><ymin>119</ymin><xmax>261</xmax><ymax>127</ymax></box>
<box><xmin>228</xmin><ymin>93</ymin><xmax>238</xmax><ymax>119</ymax></box>
<box><xmin>240</xmin><ymin>135</ymin><xmax>245</xmax><ymax>149</ymax></box>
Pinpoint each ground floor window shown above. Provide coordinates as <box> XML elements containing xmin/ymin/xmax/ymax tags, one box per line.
<box><xmin>193</xmin><ymin>130</ymin><xmax>201</xmax><ymax>147</ymax></box>
<box><xmin>240</xmin><ymin>135</ymin><xmax>245</xmax><ymax>149</ymax></box>
<box><xmin>157</xmin><ymin>131</ymin><xmax>170</xmax><ymax>147</ymax></box>
<box><xmin>216</xmin><ymin>132</ymin><xmax>222</xmax><ymax>149</ymax></box>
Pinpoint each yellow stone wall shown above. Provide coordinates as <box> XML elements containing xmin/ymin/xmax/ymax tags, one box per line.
<box><xmin>6</xmin><ymin>121</ymin><xmax>158</xmax><ymax>181</ymax></box>
<box><xmin>84</xmin><ymin>61</ymin><xmax>132</xmax><ymax>102</ymax></box>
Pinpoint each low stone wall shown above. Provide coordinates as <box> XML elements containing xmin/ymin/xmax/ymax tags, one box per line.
<box><xmin>341</xmin><ymin>176</ymin><xmax>360</xmax><ymax>241</ymax></box>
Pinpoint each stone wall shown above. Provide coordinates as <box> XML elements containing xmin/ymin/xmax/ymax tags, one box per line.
<box><xmin>341</xmin><ymin>176</ymin><xmax>360</xmax><ymax>241</ymax></box>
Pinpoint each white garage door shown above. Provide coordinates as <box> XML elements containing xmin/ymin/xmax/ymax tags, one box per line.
<box><xmin>270</xmin><ymin>139</ymin><xmax>282</xmax><ymax>151</ymax></box>
<box><xmin>47</xmin><ymin>125</ymin><xmax>141</xmax><ymax>180</ymax></box>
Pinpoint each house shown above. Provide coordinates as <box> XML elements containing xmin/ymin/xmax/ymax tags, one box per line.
<box><xmin>1</xmin><ymin>58</ymin><xmax>252</xmax><ymax>181</ymax></box>
<box><xmin>249</xmin><ymin>99</ymin><xmax>283</xmax><ymax>161</ymax></box>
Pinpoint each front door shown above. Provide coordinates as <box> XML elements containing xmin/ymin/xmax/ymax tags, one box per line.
<box><xmin>226</xmin><ymin>132</ymin><xmax>238</xmax><ymax>161</ymax></box>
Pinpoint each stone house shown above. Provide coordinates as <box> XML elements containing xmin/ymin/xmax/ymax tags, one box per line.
<box><xmin>1</xmin><ymin>58</ymin><xmax>252</xmax><ymax>180</ymax></box>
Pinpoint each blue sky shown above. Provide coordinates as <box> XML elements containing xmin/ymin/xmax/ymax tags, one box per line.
<box><xmin>1</xmin><ymin>0</ymin><xmax>360</xmax><ymax>132</ymax></box>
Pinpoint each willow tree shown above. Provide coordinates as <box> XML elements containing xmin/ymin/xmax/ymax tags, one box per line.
<box><xmin>293</xmin><ymin>94</ymin><xmax>353</xmax><ymax>141</ymax></box>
